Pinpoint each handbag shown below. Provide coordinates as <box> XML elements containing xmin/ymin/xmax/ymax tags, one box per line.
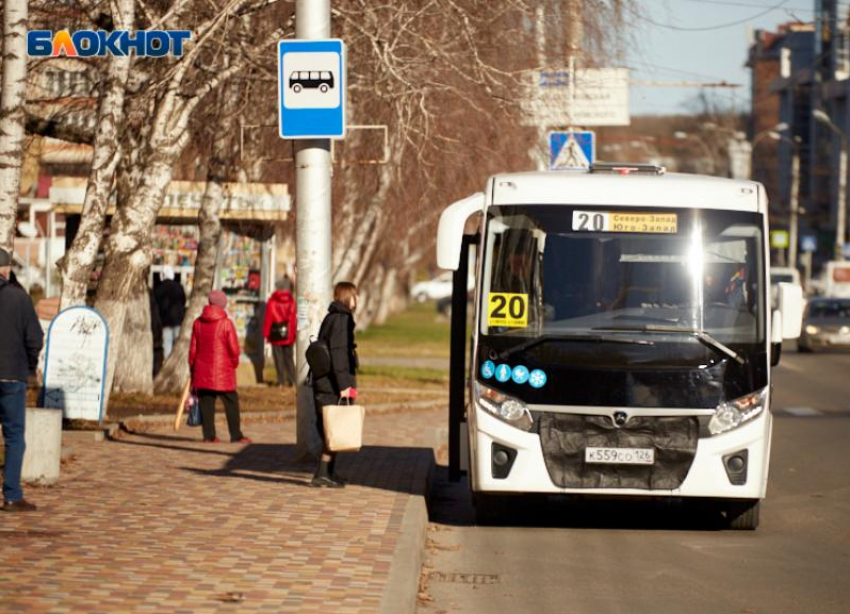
<box><xmin>322</xmin><ymin>397</ymin><xmax>365</xmax><ymax>452</ymax></box>
<box><xmin>186</xmin><ymin>390</ymin><xmax>202</xmax><ymax>427</ymax></box>
<box><xmin>269</xmin><ymin>321</ymin><xmax>289</xmax><ymax>343</ymax></box>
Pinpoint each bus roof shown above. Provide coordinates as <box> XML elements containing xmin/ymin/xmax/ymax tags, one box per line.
<box><xmin>488</xmin><ymin>170</ymin><xmax>763</xmax><ymax>213</ymax></box>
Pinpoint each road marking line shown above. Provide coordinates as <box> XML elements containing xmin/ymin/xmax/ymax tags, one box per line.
<box><xmin>780</xmin><ymin>407</ymin><xmax>823</xmax><ymax>417</ymax></box>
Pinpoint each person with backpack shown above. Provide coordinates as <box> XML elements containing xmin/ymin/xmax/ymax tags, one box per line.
<box><xmin>263</xmin><ymin>277</ymin><xmax>297</xmax><ymax>387</ymax></box>
<box><xmin>188</xmin><ymin>290</ymin><xmax>250</xmax><ymax>444</ymax></box>
<box><xmin>310</xmin><ymin>282</ymin><xmax>359</xmax><ymax>488</ymax></box>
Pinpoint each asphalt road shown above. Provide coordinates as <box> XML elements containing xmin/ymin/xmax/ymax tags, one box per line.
<box><xmin>418</xmin><ymin>349</ymin><xmax>850</xmax><ymax>614</ymax></box>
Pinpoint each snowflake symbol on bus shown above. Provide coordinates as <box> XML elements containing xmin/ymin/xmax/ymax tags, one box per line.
<box><xmin>529</xmin><ymin>369</ymin><xmax>547</xmax><ymax>389</ymax></box>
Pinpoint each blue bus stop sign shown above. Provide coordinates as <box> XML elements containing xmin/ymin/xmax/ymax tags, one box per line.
<box><xmin>278</xmin><ymin>39</ymin><xmax>346</xmax><ymax>139</ymax></box>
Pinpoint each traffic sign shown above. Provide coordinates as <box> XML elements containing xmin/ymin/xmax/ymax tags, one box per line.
<box><xmin>549</xmin><ymin>131</ymin><xmax>595</xmax><ymax>170</ymax></box>
<box><xmin>770</xmin><ymin>230</ymin><xmax>789</xmax><ymax>249</ymax></box>
<box><xmin>278</xmin><ymin>39</ymin><xmax>346</xmax><ymax>139</ymax></box>
<box><xmin>800</xmin><ymin>235</ymin><xmax>817</xmax><ymax>253</ymax></box>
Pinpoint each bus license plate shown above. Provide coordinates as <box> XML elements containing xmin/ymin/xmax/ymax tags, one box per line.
<box><xmin>585</xmin><ymin>447</ymin><xmax>655</xmax><ymax>465</ymax></box>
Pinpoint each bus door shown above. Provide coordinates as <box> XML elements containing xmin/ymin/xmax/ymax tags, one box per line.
<box><xmin>449</xmin><ymin>233</ymin><xmax>478</xmax><ymax>482</ymax></box>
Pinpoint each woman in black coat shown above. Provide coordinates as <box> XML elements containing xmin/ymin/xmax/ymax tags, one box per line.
<box><xmin>311</xmin><ymin>282</ymin><xmax>359</xmax><ymax>488</ymax></box>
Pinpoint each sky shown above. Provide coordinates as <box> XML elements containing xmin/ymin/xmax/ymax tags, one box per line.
<box><xmin>627</xmin><ymin>0</ymin><xmax>819</xmax><ymax>116</ymax></box>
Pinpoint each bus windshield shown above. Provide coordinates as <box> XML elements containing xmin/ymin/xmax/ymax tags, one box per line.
<box><xmin>477</xmin><ymin>205</ymin><xmax>767</xmax><ymax>407</ymax></box>
<box><xmin>482</xmin><ymin>205</ymin><xmax>764</xmax><ymax>343</ymax></box>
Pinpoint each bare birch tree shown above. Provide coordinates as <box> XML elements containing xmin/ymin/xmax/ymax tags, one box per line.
<box><xmin>0</xmin><ymin>0</ymin><xmax>29</xmax><ymax>251</ymax></box>
<box><xmin>153</xmin><ymin>77</ymin><xmax>245</xmax><ymax>394</ymax></box>
<box><xmin>97</xmin><ymin>0</ymin><xmax>291</xmax><ymax>398</ymax></box>
<box><xmin>59</xmin><ymin>0</ymin><xmax>136</xmax><ymax>309</ymax></box>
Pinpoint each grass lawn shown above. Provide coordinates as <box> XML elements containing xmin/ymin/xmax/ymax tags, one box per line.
<box><xmin>356</xmin><ymin>301</ymin><xmax>451</xmax><ymax>359</ymax></box>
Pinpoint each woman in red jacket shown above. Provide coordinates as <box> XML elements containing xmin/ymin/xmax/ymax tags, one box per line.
<box><xmin>189</xmin><ymin>291</ymin><xmax>250</xmax><ymax>444</ymax></box>
<box><xmin>263</xmin><ymin>277</ymin><xmax>297</xmax><ymax>387</ymax></box>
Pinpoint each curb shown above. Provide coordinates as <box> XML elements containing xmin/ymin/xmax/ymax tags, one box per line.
<box><xmin>117</xmin><ymin>401</ymin><xmax>445</xmax><ymax>433</ymax></box>
<box><xmin>379</xmin><ymin>457</ymin><xmax>434</xmax><ymax>614</ymax></box>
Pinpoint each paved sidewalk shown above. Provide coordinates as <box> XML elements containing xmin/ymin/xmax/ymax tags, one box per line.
<box><xmin>1</xmin><ymin>407</ymin><xmax>444</xmax><ymax>614</ymax></box>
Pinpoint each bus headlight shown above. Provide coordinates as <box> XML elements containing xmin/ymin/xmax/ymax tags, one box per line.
<box><xmin>708</xmin><ymin>388</ymin><xmax>768</xmax><ymax>436</ymax></box>
<box><xmin>805</xmin><ymin>325</ymin><xmax>819</xmax><ymax>335</ymax></box>
<box><xmin>475</xmin><ymin>383</ymin><xmax>534</xmax><ymax>432</ymax></box>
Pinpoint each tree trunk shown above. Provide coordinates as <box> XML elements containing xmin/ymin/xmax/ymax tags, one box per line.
<box><xmin>0</xmin><ymin>0</ymin><xmax>29</xmax><ymax>251</ymax></box>
<box><xmin>335</xmin><ymin>159</ymin><xmax>395</xmax><ymax>282</ymax></box>
<box><xmin>154</xmin><ymin>174</ymin><xmax>225</xmax><ymax>394</ymax></box>
<box><xmin>356</xmin><ymin>264</ymin><xmax>386</xmax><ymax>330</ymax></box>
<box><xmin>95</xmin><ymin>155</ymin><xmax>175</xmax><ymax>409</ymax></box>
<box><xmin>60</xmin><ymin>0</ymin><xmax>135</xmax><ymax>309</ymax></box>
<box><xmin>374</xmin><ymin>266</ymin><xmax>397</xmax><ymax>325</ymax></box>
<box><xmin>113</xmin><ymin>290</ymin><xmax>153</xmax><ymax>393</ymax></box>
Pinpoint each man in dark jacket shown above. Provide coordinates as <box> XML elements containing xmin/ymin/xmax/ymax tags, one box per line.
<box><xmin>154</xmin><ymin>266</ymin><xmax>186</xmax><ymax>359</ymax></box>
<box><xmin>149</xmin><ymin>289</ymin><xmax>164</xmax><ymax>377</ymax></box>
<box><xmin>0</xmin><ymin>248</ymin><xmax>44</xmax><ymax>512</ymax></box>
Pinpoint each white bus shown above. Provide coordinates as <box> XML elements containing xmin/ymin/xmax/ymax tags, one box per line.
<box><xmin>437</xmin><ymin>164</ymin><xmax>804</xmax><ymax>530</ymax></box>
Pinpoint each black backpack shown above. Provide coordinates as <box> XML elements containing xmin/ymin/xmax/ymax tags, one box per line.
<box><xmin>306</xmin><ymin>318</ymin><xmax>332</xmax><ymax>378</ymax></box>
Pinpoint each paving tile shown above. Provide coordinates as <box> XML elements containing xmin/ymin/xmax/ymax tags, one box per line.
<box><xmin>1</xmin><ymin>407</ymin><xmax>443</xmax><ymax>613</ymax></box>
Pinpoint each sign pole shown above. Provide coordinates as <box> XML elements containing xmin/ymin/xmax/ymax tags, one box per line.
<box><xmin>294</xmin><ymin>0</ymin><xmax>333</xmax><ymax>460</ymax></box>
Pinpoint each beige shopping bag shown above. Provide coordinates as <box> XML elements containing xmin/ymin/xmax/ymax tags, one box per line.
<box><xmin>322</xmin><ymin>400</ymin><xmax>365</xmax><ymax>452</ymax></box>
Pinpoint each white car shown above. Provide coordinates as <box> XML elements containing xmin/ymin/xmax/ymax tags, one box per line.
<box><xmin>411</xmin><ymin>271</ymin><xmax>474</xmax><ymax>302</ymax></box>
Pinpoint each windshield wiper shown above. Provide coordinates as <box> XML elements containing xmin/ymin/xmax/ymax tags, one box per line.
<box><xmin>495</xmin><ymin>332</ymin><xmax>654</xmax><ymax>362</ymax></box>
<box><xmin>592</xmin><ymin>324</ymin><xmax>746</xmax><ymax>365</ymax></box>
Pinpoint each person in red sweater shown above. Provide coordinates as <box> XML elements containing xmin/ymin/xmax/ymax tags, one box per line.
<box><xmin>263</xmin><ymin>277</ymin><xmax>297</xmax><ymax>387</ymax></box>
<box><xmin>189</xmin><ymin>291</ymin><xmax>250</xmax><ymax>444</ymax></box>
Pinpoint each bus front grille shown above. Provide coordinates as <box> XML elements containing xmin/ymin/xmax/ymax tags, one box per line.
<box><xmin>537</xmin><ymin>413</ymin><xmax>699</xmax><ymax>490</ymax></box>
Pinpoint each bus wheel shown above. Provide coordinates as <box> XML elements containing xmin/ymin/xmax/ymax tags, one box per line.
<box><xmin>320</xmin><ymin>84</ymin><xmax>329</xmax><ymax>93</ymax></box>
<box><xmin>725</xmin><ymin>499</ymin><xmax>760</xmax><ymax>530</ymax></box>
<box><xmin>293</xmin><ymin>84</ymin><xmax>302</xmax><ymax>93</ymax></box>
<box><xmin>473</xmin><ymin>493</ymin><xmax>506</xmax><ymax>525</ymax></box>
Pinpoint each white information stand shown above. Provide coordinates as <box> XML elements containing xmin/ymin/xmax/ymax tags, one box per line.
<box><xmin>42</xmin><ymin>307</ymin><xmax>109</xmax><ymax>422</ymax></box>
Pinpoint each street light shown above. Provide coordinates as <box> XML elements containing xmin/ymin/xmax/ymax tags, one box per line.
<box><xmin>752</xmin><ymin>124</ymin><xmax>802</xmax><ymax>268</ymax></box>
<box><xmin>813</xmin><ymin>109</ymin><xmax>848</xmax><ymax>261</ymax></box>
<box><xmin>773</xmin><ymin>130</ymin><xmax>803</xmax><ymax>269</ymax></box>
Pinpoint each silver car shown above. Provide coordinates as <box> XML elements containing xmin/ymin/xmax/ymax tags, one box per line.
<box><xmin>798</xmin><ymin>297</ymin><xmax>850</xmax><ymax>352</ymax></box>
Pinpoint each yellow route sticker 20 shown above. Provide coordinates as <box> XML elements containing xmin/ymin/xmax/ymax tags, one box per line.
<box><xmin>572</xmin><ymin>211</ymin><xmax>678</xmax><ymax>234</ymax></box>
<box><xmin>488</xmin><ymin>293</ymin><xmax>528</xmax><ymax>328</ymax></box>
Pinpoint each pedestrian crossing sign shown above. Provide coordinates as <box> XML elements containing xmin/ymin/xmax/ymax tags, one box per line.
<box><xmin>549</xmin><ymin>131</ymin><xmax>595</xmax><ymax>170</ymax></box>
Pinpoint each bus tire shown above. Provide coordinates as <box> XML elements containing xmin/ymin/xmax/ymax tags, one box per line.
<box><xmin>725</xmin><ymin>499</ymin><xmax>760</xmax><ymax>530</ymax></box>
<box><xmin>293</xmin><ymin>84</ymin><xmax>302</xmax><ymax>93</ymax></box>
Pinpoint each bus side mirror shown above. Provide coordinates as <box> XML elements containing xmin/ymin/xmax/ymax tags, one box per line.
<box><xmin>778</xmin><ymin>282</ymin><xmax>803</xmax><ymax>339</ymax></box>
<box><xmin>437</xmin><ymin>192</ymin><xmax>485</xmax><ymax>270</ymax></box>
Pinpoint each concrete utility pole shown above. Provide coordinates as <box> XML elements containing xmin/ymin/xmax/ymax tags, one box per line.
<box><xmin>294</xmin><ymin>0</ymin><xmax>333</xmax><ymax>459</ymax></box>
<box><xmin>814</xmin><ymin>109</ymin><xmax>848</xmax><ymax>261</ymax></box>
<box><xmin>566</xmin><ymin>0</ymin><xmax>583</xmax><ymax>62</ymax></box>
<box><xmin>752</xmin><ymin>126</ymin><xmax>801</xmax><ymax>268</ymax></box>
<box><xmin>788</xmin><ymin>138</ymin><xmax>801</xmax><ymax>269</ymax></box>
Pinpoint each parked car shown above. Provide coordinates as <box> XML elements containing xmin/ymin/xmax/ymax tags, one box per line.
<box><xmin>411</xmin><ymin>272</ymin><xmax>473</xmax><ymax>303</ymax></box>
<box><xmin>770</xmin><ymin>266</ymin><xmax>802</xmax><ymax>308</ymax></box>
<box><xmin>797</xmin><ymin>297</ymin><xmax>850</xmax><ymax>352</ymax></box>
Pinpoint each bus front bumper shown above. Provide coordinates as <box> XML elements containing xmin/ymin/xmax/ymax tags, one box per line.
<box><xmin>470</xmin><ymin>406</ymin><xmax>772</xmax><ymax>500</ymax></box>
